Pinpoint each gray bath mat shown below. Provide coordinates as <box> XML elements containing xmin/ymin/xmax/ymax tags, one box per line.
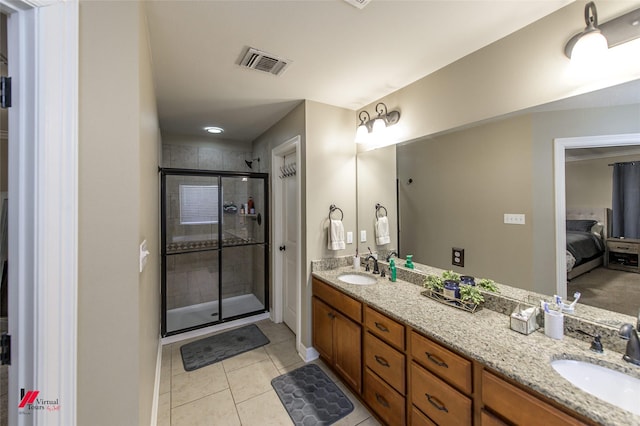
<box><xmin>180</xmin><ymin>324</ymin><xmax>269</xmax><ymax>371</ymax></box>
<box><xmin>271</xmin><ymin>364</ymin><xmax>354</xmax><ymax>425</ymax></box>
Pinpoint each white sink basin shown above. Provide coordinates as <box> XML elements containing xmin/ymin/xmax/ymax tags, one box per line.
<box><xmin>338</xmin><ymin>274</ymin><xmax>377</xmax><ymax>285</ymax></box>
<box><xmin>551</xmin><ymin>359</ymin><xmax>640</xmax><ymax>415</ymax></box>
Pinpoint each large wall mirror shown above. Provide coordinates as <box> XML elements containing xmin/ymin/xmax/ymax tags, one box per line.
<box><xmin>357</xmin><ymin>79</ymin><xmax>640</xmax><ymax>317</ymax></box>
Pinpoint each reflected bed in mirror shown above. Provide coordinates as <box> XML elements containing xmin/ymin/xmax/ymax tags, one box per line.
<box><xmin>357</xmin><ymin>79</ymin><xmax>640</xmax><ymax>320</ymax></box>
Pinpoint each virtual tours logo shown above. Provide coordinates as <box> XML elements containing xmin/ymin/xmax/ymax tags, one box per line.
<box><xmin>18</xmin><ymin>389</ymin><xmax>60</xmax><ymax>414</ymax></box>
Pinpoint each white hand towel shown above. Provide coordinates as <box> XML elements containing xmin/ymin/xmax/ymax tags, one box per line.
<box><xmin>375</xmin><ymin>216</ymin><xmax>390</xmax><ymax>245</ymax></box>
<box><xmin>328</xmin><ymin>219</ymin><xmax>346</xmax><ymax>250</ymax></box>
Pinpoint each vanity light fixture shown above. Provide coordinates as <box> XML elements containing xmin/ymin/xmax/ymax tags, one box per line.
<box><xmin>564</xmin><ymin>2</ymin><xmax>640</xmax><ymax>64</ymax></box>
<box><xmin>204</xmin><ymin>126</ymin><xmax>224</xmax><ymax>134</ymax></box>
<box><xmin>354</xmin><ymin>102</ymin><xmax>400</xmax><ymax>144</ymax></box>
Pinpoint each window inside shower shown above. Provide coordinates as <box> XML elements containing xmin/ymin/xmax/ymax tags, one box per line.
<box><xmin>160</xmin><ymin>169</ymin><xmax>268</xmax><ymax>336</ymax></box>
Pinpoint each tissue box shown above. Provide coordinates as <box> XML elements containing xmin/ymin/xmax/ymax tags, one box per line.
<box><xmin>510</xmin><ymin>309</ymin><xmax>539</xmax><ymax>335</ymax></box>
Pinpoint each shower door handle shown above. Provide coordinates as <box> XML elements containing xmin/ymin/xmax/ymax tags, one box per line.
<box><xmin>279</xmin><ymin>245</ymin><xmax>286</xmax><ymax>251</ymax></box>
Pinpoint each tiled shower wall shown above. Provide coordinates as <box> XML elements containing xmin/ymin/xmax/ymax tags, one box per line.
<box><xmin>162</xmin><ymin>142</ymin><xmax>253</xmax><ymax>171</ymax></box>
<box><xmin>166</xmin><ymin>245</ymin><xmax>262</xmax><ymax>311</ymax></box>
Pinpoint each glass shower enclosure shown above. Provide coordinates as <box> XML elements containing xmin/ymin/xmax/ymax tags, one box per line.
<box><xmin>160</xmin><ymin>168</ymin><xmax>268</xmax><ymax>336</ymax></box>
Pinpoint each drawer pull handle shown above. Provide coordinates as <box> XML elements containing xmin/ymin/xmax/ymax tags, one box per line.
<box><xmin>374</xmin><ymin>355</ymin><xmax>390</xmax><ymax>367</ymax></box>
<box><xmin>375</xmin><ymin>392</ymin><xmax>390</xmax><ymax>408</ymax></box>
<box><xmin>425</xmin><ymin>393</ymin><xmax>448</xmax><ymax>413</ymax></box>
<box><xmin>374</xmin><ymin>322</ymin><xmax>389</xmax><ymax>333</ymax></box>
<box><xmin>327</xmin><ymin>312</ymin><xmax>335</xmax><ymax>319</ymax></box>
<box><xmin>425</xmin><ymin>352</ymin><xmax>448</xmax><ymax>368</ymax></box>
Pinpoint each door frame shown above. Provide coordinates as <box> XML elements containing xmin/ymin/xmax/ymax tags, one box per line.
<box><xmin>553</xmin><ymin>133</ymin><xmax>640</xmax><ymax>299</ymax></box>
<box><xmin>271</xmin><ymin>135</ymin><xmax>302</xmax><ymax>356</ymax></box>
<box><xmin>2</xmin><ymin>0</ymin><xmax>78</xmax><ymax>424</ymax></box>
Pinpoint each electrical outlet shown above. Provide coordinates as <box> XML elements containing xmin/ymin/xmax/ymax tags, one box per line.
<box><xmin>504</xmin><ymin>213</ymin><xmax>526</xmax><ymax>225</ymax></box>
<box><xmin>346</xmin><ymin>231</ymin><xmax>353</xmax><ymax>244</ymax></box>
<box><xmin>360</xmin><ymin>230</ymin><xmax>367</xmax><ymax>243</ymax></box>
<box><xmin>452</xmin><ymin>247</ymin><xmax>464</xmax><ymax>267</ymax></box>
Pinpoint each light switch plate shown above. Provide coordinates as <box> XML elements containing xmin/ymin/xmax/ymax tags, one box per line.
<box><xmin>504</xmin><ymin>213</ymin><xmax>526</xmax><ymax>225</ymax></box>
<box><xmin>139</xmin><ymin>240</ymin><xmax>150</xmax><ymax>273</ymax></box>
<box><xmin>346</xmin><ymin>231</ymin><xmax>353</xmax><ymax>244</ymax></box>
<box><xmin>360</xmin><ymin>230</ymin><xmax>367</xmax><ymax>243</ymax></box>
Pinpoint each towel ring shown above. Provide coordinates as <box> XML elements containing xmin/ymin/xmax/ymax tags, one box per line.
<box><xmin>375</xmin><ymin>203</ymin><xmax>387</xmax><ymax>219</ymax></box>
<box><xmin>329</xmin><ymin>204</ymin><xmax>344</xmax><ymax>221</ymax></box>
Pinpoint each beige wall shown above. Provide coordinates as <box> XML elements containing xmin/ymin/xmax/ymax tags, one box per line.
<box><xmin>79</xmin><ymin>2</ymin><xmax>160</xmax><ymax>425</ymax></box>
<box><xmin>251</xmin><ymin>101</ymin><xmax>305</xmax><ymax>315</ymax></box>
<box><xmin>566</xmin><ymin>153</ymin><xmax>640</xmax><ymax>209</ymax></box>
<box><xmin>397</xmin><ymin>115</ymin><xmax>533</xmax><ymax>288</ymax></box>
<box><xmin>138</xmin><ymin>6</ymin><xmax>162</xmax><ymax>425</ymax></box>
<box><xmin>303</xmin><ymin>101</ymin><xmax>356</xmax><ymax>347</ymax></box>
<box><xmin>358</xmin><ymin>1</ymin><xmax>640</xmax><ymax>145</ymax></box>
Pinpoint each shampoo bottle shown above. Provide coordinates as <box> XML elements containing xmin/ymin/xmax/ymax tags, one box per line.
<box><xmin>389</xmin><ymin>259</ymin><xmax>397</xmax><ymax>282</ymax></box>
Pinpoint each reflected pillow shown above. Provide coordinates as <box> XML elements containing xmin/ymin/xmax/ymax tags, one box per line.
<box><xmin>566</xmin><ymin>219</ymin><xmax>597</xmax><ymax>232</ymax></box>
<box><xmin>591</xmin><ymin>222</ymin><xmax>604</xmax><ymax>237</ymax></box>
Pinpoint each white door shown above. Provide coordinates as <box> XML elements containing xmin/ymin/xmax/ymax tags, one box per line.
<box><xmin>282</xmin><ymin>155</ymin><xmax>298</xmax><ymax>331</ymax></box>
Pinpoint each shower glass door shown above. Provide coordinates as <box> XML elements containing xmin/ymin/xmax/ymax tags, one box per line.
<box><xmin>161</xmin><ymin>169</ymin><xmax>268</xmax><ymax>336</ymax></box>
<box><xmin>220</xmin><ymin>176</ymin><xmax>267</xmax><ymax>321</ymax></box>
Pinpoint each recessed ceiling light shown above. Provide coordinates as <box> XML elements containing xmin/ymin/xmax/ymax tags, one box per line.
<box><xmin>204</xmin><ymin>126</ymin><xmax>224</xmax><ymax>134</ymax></box>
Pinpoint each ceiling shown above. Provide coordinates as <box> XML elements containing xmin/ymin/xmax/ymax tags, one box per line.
<box><xmin>145</xmin><ymin>0</ymin><xmax>574</xmax><ymax>142</ymax></box>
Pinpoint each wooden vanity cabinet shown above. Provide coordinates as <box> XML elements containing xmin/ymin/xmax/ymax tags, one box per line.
<box><xmin>410</xmin><ymin>331</ymin><xmax>473</xmax><ymax>426</ymax></box>
<box><xmin>312</xmin><ymin>277</ymin><xmax>596</xmax><ymax>426</ymax></box>
<box><xmin>312</xmin><ymin>278</ymin><xmax>362</xmax><ymax>393</ymax></box>
<box><xmin>481</xmin><ymin>370</ymin><xmax>590</xmax><ymax>426</ymax></box>
<box><xmin>363</xmin><ymin>306</ymin><xmax>407</xmax><ymax>424</ymax></box>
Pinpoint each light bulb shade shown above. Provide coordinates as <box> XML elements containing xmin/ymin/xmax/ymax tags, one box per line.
<box><xmin>355</xmin><ymin>124</ymin><xmax>369</xmax><ymax>144</ymax></box>
<box><xmin>372</xmin><ymin>117</ymin><xmax>387</xmax><ymax>133</ymax></box>
<box><xmin>571</xmin><ymin>29</ymin><xmax>608</xmax><ymax>67</ymax></box>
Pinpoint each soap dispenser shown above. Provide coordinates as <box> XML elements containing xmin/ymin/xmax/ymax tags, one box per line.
<box><xmin>405</xmin><ymin>254</ymin><xmax>414</xmax><ymax>269</ymax></box>
<box><xmin>389</xmin><ymin>259</ymin><xmax>397</xmax><ymax>282</ymax></box>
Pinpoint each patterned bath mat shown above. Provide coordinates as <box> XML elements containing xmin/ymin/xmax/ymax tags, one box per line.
<box><xmin>180</xmin><ymin>324</ymin><xmax>269</xmax><ymax>371</ymax></box>
<box><xmin>271</xmin><ymin>364</ymin><xmax>354</xmax><ymax>425</ymax></box>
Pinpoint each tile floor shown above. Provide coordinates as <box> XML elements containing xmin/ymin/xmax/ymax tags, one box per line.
<box><xmin>157</xmin><ymin>319</ymin><xmax>380</xmax><ymax>426</ymax></box>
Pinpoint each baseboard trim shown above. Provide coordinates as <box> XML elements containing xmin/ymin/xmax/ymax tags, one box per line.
<box><xmin>151</xmin><ymin>337</ymin><xmax>162</xmax><ymax>426</ymax></box>
<box><xmin>298</xmin><ymin>342</ymin><xmax>320</xmax><ymax>362</ymax></box>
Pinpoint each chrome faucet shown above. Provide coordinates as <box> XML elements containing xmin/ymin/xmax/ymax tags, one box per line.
<box><xmin>619</xmin><ymin>323</ymin><xmax>640</xmax><ymax>366</ymax></box>
<box><xmin>365</xmin><ymin>255</ymin><xmax>380</xmax><ymax>274</ymax></box>
<box><xmin>385</xmin><ymin>251</ymin><xmax>398</xmax><ymax>262</ymax></box>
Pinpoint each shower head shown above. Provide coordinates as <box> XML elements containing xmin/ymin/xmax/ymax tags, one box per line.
<box><xmin>245</xmin><ymin>158</ymin><xmax>260</xmax><ymax>169</ymax></box>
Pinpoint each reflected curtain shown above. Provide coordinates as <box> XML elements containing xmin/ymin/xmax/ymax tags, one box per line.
<box><xmin>612</xmin><ymin>162</ymin><xmax>640</xmax><ymax>239</ymax></box>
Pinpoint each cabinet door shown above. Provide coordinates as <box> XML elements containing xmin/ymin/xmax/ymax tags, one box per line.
<box><xmin>334</xmin><ymin>310</ymin><xmax>362</xmax><ymax>393</ymax></box>
<box><xmin>312</xmin><ymin>297</ymin><xmax>334</xmax><ymax>363</ymax></box>
<box><xmin>482</xmin><ymin>370</ymin><xmax>588</xmax><ymax>426</ymax></box>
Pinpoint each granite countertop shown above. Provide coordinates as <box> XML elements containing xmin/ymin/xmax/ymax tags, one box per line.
<box><xmin>312</xmin><ymin>266</ymin><xmax>640</xmax><ymax>426</ymax></box>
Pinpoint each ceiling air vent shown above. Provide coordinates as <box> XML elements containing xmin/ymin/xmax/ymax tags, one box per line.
<box><xmin>239</xmin><ymin>47</ymin><xmax>291</xmax><ymax>76</ymax></box>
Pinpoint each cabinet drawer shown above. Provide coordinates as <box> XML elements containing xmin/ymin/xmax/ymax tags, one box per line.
<box><xmin>364</xmin><ymin>367</ymin><xmax>406</xmax><ymax>426</ymax></box>
<box><xmin>481</xmin><ymin>410</ymin><xmax>509</xmax><ymax>426</ymax></box>
<box><xmin>410</xmin><ymin>331</ymin><xmax>472</xmax><ymax>394</ymax></box>
<box><xmin>365</xmin><ymin>306</ymin><xmax>405</xmax><ymax>349</ymax></box>
<box><xmin>313</xmin><ymin>278</ymin><xmax>362</xmax><ymax>322</ymax></box>
<box><xmin>411</xmin><ymin>362</ymin><xmax>472</xmax><ymax>426</ymax></box>
<box><xmin>482</xmin><ymin>370</ymin><xmax>587</xmax><ymax>426</ymax></box>
<box><xmin>364</xmin><ymin>331</ymin><xmax>406</xmax><ymax>394</ymax></box>
<box><xmin>411</xmin><ymin>407</ymin><xmax>437</xmax><ymax>426</ymax></box>
<box><xmin>607</xmin><ymin>240</ymin><xmax>639</xmax><ymax>253</ymax></box>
